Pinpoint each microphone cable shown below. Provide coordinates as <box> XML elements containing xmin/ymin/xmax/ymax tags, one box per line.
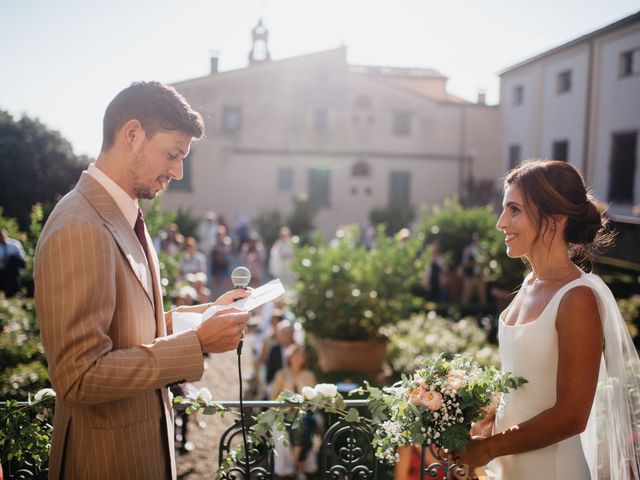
<box><xmin>237</xmin><ymin>338</ymin><xmax>251</xmax><ymax>479</ymax></box>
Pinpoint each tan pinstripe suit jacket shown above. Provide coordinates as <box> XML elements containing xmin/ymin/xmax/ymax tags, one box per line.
<box><xmin>35</xmin><ymin>173</ymin><xmax>204</xmax><ymax>479</ymax></box>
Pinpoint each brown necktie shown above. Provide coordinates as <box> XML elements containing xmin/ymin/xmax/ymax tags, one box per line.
<box><xmin>134</xmin><ymin>207</ymin><xmax>150</xmax><ymax>261</ymax></box>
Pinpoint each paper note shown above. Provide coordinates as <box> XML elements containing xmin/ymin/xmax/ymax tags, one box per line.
<box><xmin>172</xmin><ymin>279</ymin><xmax>286</xmax><ymax>333</ymax></box>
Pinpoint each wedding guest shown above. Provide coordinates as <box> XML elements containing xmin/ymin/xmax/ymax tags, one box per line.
<box><xmin>35</xmin><ymin>81</ymin><xmax>250</xmax><ymax>479</ymax></box>
<box><xmin>269</xmin><ymin>226</ymin><xmax>296</xmax><ymax>287</ymax></box>
<box><xmin>196</xmin><ymin>211</ymin><xmax>218</xmax><ymax>257</ymax></box>
<box><xmin>270</xmin><ymin>344</ymin><xmax>318</xmax><ymax>480</ymax></box>
<box><xmin>459</xmin><ymin>232</ymin><xmax>486</xmax><ymax>305</ymax></box>
<box><xmin>180</xmin><ymin>236</ymin><xmax>207</xmax><ymax>276</ymax></box>
<box><xmin>0</xmin><ymin>228</ymin><xmax>25</xmax><ymax>297</ymax></box>
<box><xmin>210</xmin><ymin>224</ymin><xmax>232</xmax><ymax>297</ymax></box>
<box><xmin>240</xmin><ymin>232</ymin><xmax>266</xmax><ymax>286</ymax></box>
<box><xmin>452</xmin><ymin>160</ymin><xmax>640</xmax><ymax>479</ymax></box>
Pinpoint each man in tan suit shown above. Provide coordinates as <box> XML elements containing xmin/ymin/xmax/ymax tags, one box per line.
<box><xmin>35</xmin><ymin>81</ymin><xmax>250</xmax><ymax>479</ymax></box>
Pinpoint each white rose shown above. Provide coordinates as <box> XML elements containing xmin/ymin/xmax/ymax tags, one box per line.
<box><xmin>196</xmin><ymin>387</ymin><xmax>213</xmax><ymax>403</ymax></box>
<box><xmin>34</xmin><ymin>388</ymin><xmax>56</xmax><ymax>402</ymax></box>
<box><xmin>301</xmin><ymin>386</ymin><xmax>319</xmax><ymax>400</ymax></box>
<box><xmin>314</xmin><ymin>383</ymin><xmax>338</xmax><ymax>398</ymax></box>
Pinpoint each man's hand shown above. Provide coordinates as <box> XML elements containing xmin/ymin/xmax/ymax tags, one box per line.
<box><xmin>195</xmin><ymin>307</ymin><xmax>250</xmax><ymax>353</ymax></box>
<box><xmin>214</xmin><ymin>288</ymin><xmax>252</xmax><ymax>306</ymax></box>
<box><xmin>174</xmin><ymin>289</ymin><xmax>251</xmax><ymax>315</ymax></box>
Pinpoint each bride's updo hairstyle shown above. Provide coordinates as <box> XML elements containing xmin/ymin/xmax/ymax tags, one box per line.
<box><xmin>504</xmin><ymin>159</ymin><xmax>613</xmax><ymax>261</ymax></box>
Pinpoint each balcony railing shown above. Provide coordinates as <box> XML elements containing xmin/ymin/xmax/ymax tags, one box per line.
<box><xmin>3</xmin><ymin>400</ymin><xmax>465</xmax><ymax>480</ymax></box>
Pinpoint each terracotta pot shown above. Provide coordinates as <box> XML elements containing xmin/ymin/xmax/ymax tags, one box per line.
<box><xmin>311</xmin><ymin>336</ymin><xmax>388</xmax><ymax>373</ymax></box>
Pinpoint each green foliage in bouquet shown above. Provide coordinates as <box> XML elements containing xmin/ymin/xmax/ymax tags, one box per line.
<box><xmin>291</xmin><ymin>224</ymin><xmax>428</xmax><ymax>340</ymax></box>
<box><xmin>384</xmin><ymin>312</ymin><xmax>500</xmax><ymax>375</ymax></box>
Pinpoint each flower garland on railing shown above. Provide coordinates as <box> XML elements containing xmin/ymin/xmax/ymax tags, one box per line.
<box><xmin>173</xmin><ymin>354</ymin><xmax>526</xmax><ymax>478</ymax></box>
<box><xmin>0</xmin><ymin>388</ymin><xmax>55</xmax><ymax>472</ymax></box>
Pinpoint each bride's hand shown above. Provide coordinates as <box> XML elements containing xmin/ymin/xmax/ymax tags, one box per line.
<box><xmin>213</xmin><ymin>288</ymin><xmax>252</xmax><ymax>306</ymax></box>
<box><xmin>470</xmin><ymin>413</ymin><xmax>495</xmax><ymax>437</ymax></box>
<box><xmin>450</xmin><ymin>437</ymin><xmax>493</xmax><ymax>479</ymax></box>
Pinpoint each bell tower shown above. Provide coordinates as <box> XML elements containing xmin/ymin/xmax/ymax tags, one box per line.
<box><xmin>248</xmin><ymin>18</ymin><xmax>271</xmax><ymax>65</ymax></box>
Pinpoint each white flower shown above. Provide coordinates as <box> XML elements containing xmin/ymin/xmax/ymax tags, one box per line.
<box><xmin>315</xmin><ymin>383</ymin><xmax>338</xmax><ymax>398</ymax></box>
<box><xmin>196</xmin><ymin>387</ymin><xmax>213</xmax><ymax>403</ymax></box>
<box><xmin>301</xmin><ymin>386</ymin><xmax>319</xmax><ymax>400</ymax></box>
<box><xmin>34</xmin><ymin>388</ymin><xmax>56</xmax><ymax>402</ymax></box>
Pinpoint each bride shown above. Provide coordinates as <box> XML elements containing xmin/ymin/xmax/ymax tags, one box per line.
<box><xmin>453</xmin><ymin>160</ymin><xmax>640</xmax><ymax>479</ymax></box>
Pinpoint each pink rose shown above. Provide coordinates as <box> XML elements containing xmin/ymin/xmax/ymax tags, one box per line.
<box><xmin>445</xmin><ymin>376</ymin><xmax>466</xmax><ymax>391</ymax></box>
<box><xmin>423</xmin><ymin>390</ymin><xmax>444</xmax><ymax>411</ymax></box>
<box><xmin>409</xmin><ymin>387</ymin><xmax>424</xmax><ymax>406</ymax></box>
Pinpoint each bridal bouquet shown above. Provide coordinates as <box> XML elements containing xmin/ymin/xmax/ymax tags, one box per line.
<box><xmin>365</xmin><ymin>354</ymin><xmax>526</xmax><ymax>464</ymax></box>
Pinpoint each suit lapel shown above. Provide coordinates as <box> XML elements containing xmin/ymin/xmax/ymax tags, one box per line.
<box><xmin>76</xmin><ymin>174</ymin><xmax>155</xmax><ymax>307</ymax></box>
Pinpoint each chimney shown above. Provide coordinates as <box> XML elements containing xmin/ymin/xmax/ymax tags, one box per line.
<box><xmin>477</xmin><ymin>90</ymin><xmax>486</xmax><ymax>105</ymax></box>
<box><xmin>209</xmin><ymin>50</ymin><xmax>220</xmax><ymax>75</ymax></box>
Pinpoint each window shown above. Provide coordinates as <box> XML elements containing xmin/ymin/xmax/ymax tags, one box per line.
<box><xmin>513</xmin><ymin>85</ymin><xmax>524</xmax><ymax>105</ymax></box>
<box><xmin>389</xmin><ymin>170</ymin><xmax>411</xmax><ymax>209</ymax></box>
<box><xmin>222</xmin><ymin>106</ymin><xmax>242</xmax><ymax>133</ymax></box>
<box><xmin>392</xmin><ymin>111</ymin><xmax>412</xmax><ymax>136</ymax></box>
<box><xmin>508</xmin><ymin>144</ymin><xmax>521</xmax><ymax>170</ymax></box>
<box><xmin>314</xmin><ymin>109</ymin><xmax>328</xmax><ymax>132</ymax></box>
<box><xmin>552</xmin><ymin>140</ymin><xmax>569</xmax><ymax>162</ymax></box>
<box><xmin>354</xmin><ymin>95</ymin><xmax>372</xmax><ymax>109</ymax></box>
<box><xmin>308</xmin><ymin>168</ymin><xmax>330</xmax><ymax>208</ymax></box>
<box><xmin>608</xmin><ymin>131</ymin><xmax>638</xmax><ymax>203</ymax></box>
<box><xmin>351</xmin><ymin>159</ymin><xmax>371</xmax><ymax>177</ymax></box>
<box><xmin>619</xmin><ymin>49</ymin><xmax>640</xmax><ymax>77</ymax></box>
<box><xmin>277</xmin><ymin>167</ymin><xmax>293</xmax><ymax>193</ymax></box>
<box><xmin>168</xmin><ymin>154</ymin><xmax>192</xmax><ymax>191</ymax></box>
<box><xmin>557</xmin><ymin>70</ymin><xmax>572</xmax><ymax>94</ymax></box>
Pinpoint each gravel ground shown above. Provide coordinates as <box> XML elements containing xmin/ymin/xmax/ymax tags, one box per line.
<box><xmin>176</xmin><ymin>337</ymin><xmax>255</xmax><ymax>480</ymax></box>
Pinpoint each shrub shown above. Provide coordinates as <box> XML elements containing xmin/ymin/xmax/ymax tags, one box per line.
<box><xmin>384</xmin><ymin>312</ymin><xmax>499</xmax><ymax>376</ymax></box>
<box><xmin>291</xmin><ymin>225</ymin><xmax>427</xmax><ymax>340</ymax></box>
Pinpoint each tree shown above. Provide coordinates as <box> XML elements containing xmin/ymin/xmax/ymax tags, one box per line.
<box><xmin>0</xmin><ymin>110</ymin><xmax>89</xmax><ymax>229</ymax></box>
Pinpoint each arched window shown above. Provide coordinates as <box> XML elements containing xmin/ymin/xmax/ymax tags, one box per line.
<box><xmin>351</xmin><ymin>159</ymin><xmax>371</xmax><ymax>177</ymax></box>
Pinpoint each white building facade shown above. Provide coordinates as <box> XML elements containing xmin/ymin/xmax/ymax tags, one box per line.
<box><xmin>500</xmin><ymin>11</ymin><xmax>640</xmax><ymax>217</ymax></box>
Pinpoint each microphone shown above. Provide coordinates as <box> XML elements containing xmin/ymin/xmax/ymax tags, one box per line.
<box><xmin>231</xmin><ymin>266</ymin><xmax>251</xmax><ymax>356</ymax></box>
<box><xmin>231</xmin><ymin>266</ymin><xmax>251</xmax><ymax>289</ymax></box>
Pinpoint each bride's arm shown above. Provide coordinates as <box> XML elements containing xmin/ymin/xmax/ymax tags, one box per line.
<box><xmin>455</xmin><ymin>286</ymin><xmax>603</xmax><ymax>471</ymax></box>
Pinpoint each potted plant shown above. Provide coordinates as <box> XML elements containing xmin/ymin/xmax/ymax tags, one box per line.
<box><xmin>290</xmin><ymin>224</ymin><xmax>427</xmax><ymax>373</ymax></box>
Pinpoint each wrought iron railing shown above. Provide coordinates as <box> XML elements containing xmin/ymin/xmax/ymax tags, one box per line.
<box><xmin>3</xmin><ymin>400</ymin><xmax>465</xmax><ymax>480</ymax></box>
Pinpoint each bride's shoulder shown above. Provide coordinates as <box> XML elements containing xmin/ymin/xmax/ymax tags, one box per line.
<box><xmin>557</xmin><ymin>285</ymin><xmax>600</xmax><ymax>326</ymax></box>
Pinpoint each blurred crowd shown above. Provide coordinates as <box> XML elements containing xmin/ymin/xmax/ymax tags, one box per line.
<box><xmin>153</xmin><ymin>211</ymin><xmax>297</xmax><ymax>308</ymax></box>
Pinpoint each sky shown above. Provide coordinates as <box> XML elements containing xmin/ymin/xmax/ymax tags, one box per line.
<box><xmin>1</xmin><ymin>0</ymin><xmax>638</xmax><ymax>158</ymax></box>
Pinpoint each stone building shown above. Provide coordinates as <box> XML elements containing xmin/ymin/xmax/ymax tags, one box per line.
<box><xmin>164</xmin><ymin>20</ymin><xmax>500</xmax><ymax>234</ymax></box>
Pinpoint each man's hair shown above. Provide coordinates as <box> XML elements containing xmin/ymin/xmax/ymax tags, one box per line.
<box><xmin>101</xmin><ymin>81</ymin><xmax>204</xmax><ymax>151</ymax></box>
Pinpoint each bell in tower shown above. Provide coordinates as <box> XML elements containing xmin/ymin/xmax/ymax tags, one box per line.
<box><xmin>248</xmin><ymin>18</ymin><xmax>271</xmax><ymax>65</ymax></box>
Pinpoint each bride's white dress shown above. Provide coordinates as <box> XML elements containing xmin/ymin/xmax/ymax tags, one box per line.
<box><xmin>489</xmin><ymin>274</ymin><xmax>591</xmax><ymax>479</ymax></box>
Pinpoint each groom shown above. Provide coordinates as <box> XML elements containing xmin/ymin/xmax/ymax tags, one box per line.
<box><xmin>35</xmin><ymin>81</ymin><xmax>250</xmax><ymax>479</ymax></box>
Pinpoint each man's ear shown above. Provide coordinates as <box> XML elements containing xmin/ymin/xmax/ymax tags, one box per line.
<box><xmin>119</xmin><ymin>119</ymin><xmax>145</xmax><ymax>152</ymax></box>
